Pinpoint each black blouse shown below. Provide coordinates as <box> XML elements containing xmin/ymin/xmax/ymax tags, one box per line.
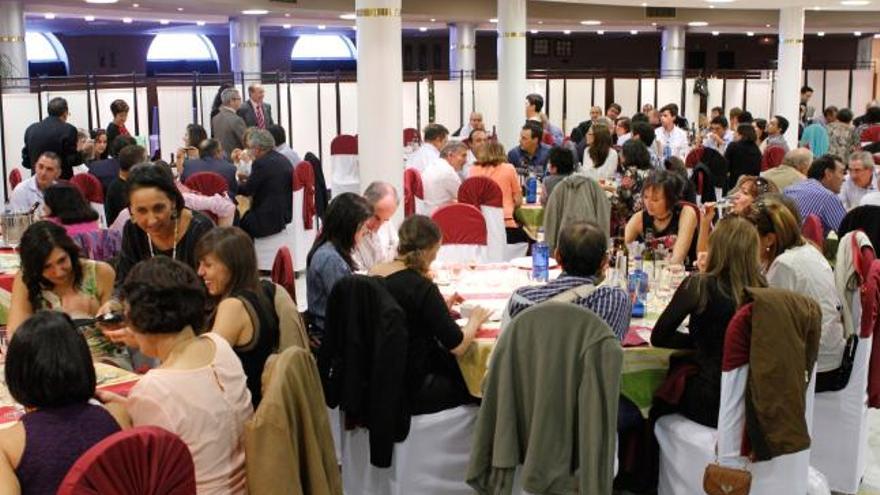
<box><xmin>724</xmin><ymin>140</ymin><xmax>762</xmax><ymax>190</ymax></box>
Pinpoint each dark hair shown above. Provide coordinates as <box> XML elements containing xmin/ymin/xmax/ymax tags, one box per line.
<box><xmin>556</xmin><ymin>221</ymin><xmax>607</xmax><ymax>277</ymax></box>
<box><xmin>522</xmin><ymin>121</ymin><xmax>543</xmax><ymax>141</ymax></box>
<box><xmin>588</xmin><ymin>124</ymin><xmax>612</xmax><ymax>167</ymax></box>
<box><xmin>468</xmin><ymin>128</ymin><xmax>487</xmax><ymax>142</ymax></box>
<box><xmin>866</xmin><ymin>107</ymin><xmax>880</xmax><ymax>124</ymax></box>
<box><xmin>836</xmin><ymin>108</ymin><xmax>854</xmax><ymax>124</ymax></box>
<box><xmin>195</xmin><ymin>227</ymin><xmax>260</xmax><ymax>297</ymax></box>
<box><xmin>526</xmin><ymin>93</ymin><xmax>544</xmax><ymax>113</ymax></box>
<box><xmin>643</xmin><ymin>169</ymin><xmax>682</xmax><ymax>207</ymax></box>
<box><xmin>711</xmin><ymin>106</ymin><xmax>724</xmax><ymax>115</ymax></box>
<box><xmin>549</xmin><ymin>146</ymin><xmax>574</xmax><ymax>175</ymax></box>
<box><xmin>607</xmin><ymin>103</ymin><xmax>622</xmax><ymax>114</ymax></box>
<box><xmin>267</xmin><ymin>124</ymin><xmax>287</xmax><ymax>147</ymax></box>
<box><xmin>199</xmin><ymin>139</ymin><xmax>223</xmax><ymax>159</ymax></box>
<box><xmin>631</xmin><ymin>121</ymin><xmax>656</xmax><ymax>146</ymax></box>
<box><xmin>396</xmin><ymin>215</ymin><xmax>442</xmax><ymax>275</ymax></box>
<box><xmin>801</xmin><ymin>85</ymin><xmax>814</xmax><ymax>94</ymax></box>
<box><xmin>90</xmin><ymin>128</ymin><xmax>109</xmax><ymax>160</ymax></box>
<box><xmin>738</xmin><ymin>111</ymin><xmax>753</xmax><ymax>124</ymax></box>
<box><xmin>807</xmin><ymin>154</ymin><xmax>840</xmax><ymax>181</ymax></box>
<box><xmin>185</xmin><ymin>124</ymin><xmax>208</xmax><ymax>148</ymax></box>
<box><xmin>754</xmin><ymin>118</ymin><xmax>768</xmax><ymax>140</ymax></box>
<box><xmin>710</xmin><ymin>116</ymin><xmax>729</xmax><ymax>128</ymax></box>
<box><xmin>307</xmin><ymin>193</ymin><xmax>372</xmax><ymax>270</ymax></box>
<box><xmin>631</xmin><ymin>112</ymin><xmax>649</xmax><ymax>124</ymax></box>
<box><xmin>118</xmin><ymin>144</ymin><xmax>146</xmax><ymax>172</ymax></box>
<box><xmin>126</xmin><ymin>164</ymin><xmax>185</xmax><ymax>214</ymax></box>
<box><xmin>659</xmin><ymin>104</ymin><xmax>678</xmax><ymax>117</ymax></box>
<box><xmin>736</xmin><ymin>123</ymin><xmax>757</xmax><ymax>143</ymax></box>
<box><xmin>19</xmin><ymin>221</ymin><xmax>85</xmax><ymax>311</ymax></box>
<box><xmin>424</xmin><ymin>123</ymin><xmax>449</xmax><ymax>143</ymax></box>
<box><xmin>121</xmin><ymin>256</ymin><xmax>206</xmax><ymax>334</ymax></box>
<box><xmin>616</xmin><ymin>117</ymin><xmax>631</xmax><ymax>133</ymax></box>
<box><xmin>210</xmin><ymin>82</ymin><xmax>235</xmax><ymax>118</ymax></box>
<box><xmin>5</xmin><ymin>311</ymin><xmax>96</xmax><ymax>409</ymax></box>
<box><xmin>110</xmin><ymin>99</ymin><xmax>130</xmax><ymax>116</ymax></box>
<box><xmin>621</xmin><ymin>140</ymin><xmax>652</xmax><ymax>170</ymax></box>
<box><xmin>47</xmin><ymin>97</ymin><xmax>68</xmax><ymax>118</ymax></box>
<box><xmin>773</xmin><ymin>115</ymin><xmax>790</xmax><ymax>134</ymax></box>
<box><xmin>109</xmin><ymin>135</ymin><xmax>137</xmax><ymax>158</ymax></box>
<box><xmin>823</xmin><ymin>106</ymin><xmax>838</xmax><ymax>119</ymax></box>
<box><xmin>44</xmin><ymin>182</ymin><xmax>100</xmax><ymax>225</ymax></box>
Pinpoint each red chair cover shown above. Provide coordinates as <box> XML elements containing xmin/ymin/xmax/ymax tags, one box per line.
<box><xmin>9</xmin><ymin>168</ymin><xmax>21</xmax><ymax>191</ymax></box>
<box><xmin>271</xmin><ymin>246</ymin><xmax>296</xmax><ymax>303</ymax></box>
<box><xmin>542</xmin><ymin>131</ymin><xmax>556</xmax><ymax>146</ymax></box>
<box><xmin>431</xmin><ymin>203</ymin><xmax>487</xmax><ymax>245</ymax></box>
<box><xmin>802</xmin><ymin>214</ymin><xmax>825</xmax><ymax>249</ymax></box>
<box><xmin>70</xmin><ymin>173</ymin><xmax>104</xmax><ymax>203</ymax></box>
<box><xmin>860</xmin><ymin>125</ymin><xmax>880</xmax><ymax>145</ymax></box>
<box><xmin>403</xmin><ymin>168</ymin><xmax>424</xmax><ymax>217</ymax></box>
<box><xmin>294</xmin><ymin>161</ymin><xmax>316</xmax><ymax>229</ymax></box>
<box><xmin>184</xmin><ymin>172</ymin><xmax>228</xmax><ymax>197</ymax></box>
<box><xmin>457</xmin><ymin>176</ymin><xmax>503</xmax><ymax>208</ymax></box>
<box><xmin>761</xmin><ymin>146</ymin><xmax>787</xmax><ymax>172</ymax></box>
<box><xmin>403</xmin><ymin>128</ymin><xmax>421</xmax><ymax>146</ymax></box>
<box><xmin>57</xmin><ymin>426</ymin><xmax>196</xmax><ymax>495</ymax></box>
<box><xmin>330</xmin><ymin>134</ymin><xmax>358</xmax><ymax>155</ymax></box>
<box><xmin>685</xmin><ymin>147</ymin><xmax>705</xmax><ymax>169</ymax></box>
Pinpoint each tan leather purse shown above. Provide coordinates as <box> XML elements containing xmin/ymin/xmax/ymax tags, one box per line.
<box><xmin>703</xmin><ymin>463</ymin><xmax>751</xmax><ymax>495</ymax></box>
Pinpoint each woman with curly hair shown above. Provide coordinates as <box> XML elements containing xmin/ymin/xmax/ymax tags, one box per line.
<box><xmin>6</xmin><ymin>221</ymin><xmax>125</xmax><ymax>367</ymax></box>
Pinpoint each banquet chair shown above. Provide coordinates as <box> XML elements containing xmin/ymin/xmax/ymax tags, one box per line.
<box><xmin>431</xmin><ymin>203</ymin><xmax>488</xmax><ymax>264</ymax></box>
<box><xmin>458</xmin><ymin>177</ymin><xmax>526</xmax><ymax>262</ymax></box>
<box><xmin>655</xmin><ymin>291</ymin><xmax>820</xmax><ymax>495</ymax></box>
<box><xmin>57</xmin><ymin>426</ymin><xmax>196</xmax><ymax>495</ymax></box>
<box><xmin>292</xmin><ymin>161</ymin><xmax>318</xmax><ymax>272</ymax></box>
<box><xmin>685</xmin><ymin>147</ymin><xmax>705</xmax><ymax>169</ymax></box>
<box><xmin>8</xmin><ymin>168</ymin><xmax>21</xmax><ymax>192</ymax></box>
<box><xmin>330</xmin><ymin>134</ymin><xmax>360</xmax><ymax>197</ymax></box>
<box><xmin>761</xmin><ymin>145</ymin><xmax>787</xmax><ymax>172</ymax></box>
<box><xmin>403</xmin><ymin>168</ymin><xmax>425</xmax><ymax>217</ymax></box>
<box><xmin>254</xmin><ymin>225</ymin><xmax>296</xmax><ymax>272</ymax></box>
<box><xmin>403</xmin><ymin>127</ymin><xmax>421</xmax><ymax>146</ymax></box>
<box><xmin>183</xmin><ymin>171</ymin><xmax>229</xmax><ymax>197</ymax></box>
<box><xmin>802</xmin><ymin>214</ymin><xmax>825</xmax><ymax>250</ymax></box>
<box><xmin>271</xmin><ymin>246</ymin><xmax>296</xmax><ymax>304</ymax></box>
<box><xmin>70</xmin><ymin>173</ymin><xmax>107</xmax><ymax>228</ymax></box>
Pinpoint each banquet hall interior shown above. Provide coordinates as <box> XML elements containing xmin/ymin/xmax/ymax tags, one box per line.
<box><xmin>1</xmin><ymin>0</ymin><xmax>880</xmax><ymax>493</ymax></box>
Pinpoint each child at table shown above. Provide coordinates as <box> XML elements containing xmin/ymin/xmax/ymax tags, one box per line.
<box><xmin>0</xmin><ymin>311</ymin><xmax>128</xmax><ymax>495</ymax></box>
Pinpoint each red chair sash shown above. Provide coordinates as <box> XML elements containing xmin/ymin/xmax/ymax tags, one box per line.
<box><xmin>457</xmin><ymin>176</ymin><xmax>503</xmax><ymax>208</ymax></box>
<box><xmin>685</xmin><ymin>147</ymin><xmax>705</xmax><ymax>169</ymax></box>
<box><xmin>184</xmin><ymin>172</ymin><xmax>228</xmax><ymax>197</ymax></box>
<box><xmin>294</xmin><ymin>161</ymin><xmax>316</xmax><ymax>229</ymax></box>
<box><xmin>70</xmin><ymin>173</ymin><xmax>105</xmax><ymax>203</ymax></box>
<box><xmin>802</xmin><ymin>214</ymin><xmax>824</xmax><ymax>249</ymax></box>
<box><xmin>271</xmin><ymin>246</ymin><xmax>296</xmax><ymax>303</ymax></box>
<box><xmin>431</xmin><ymin>203</ymin><xmax>487</xmax><ymax>245</ymax></box>
<box><xmin>330</xmin><ymin>134</ymin><xmax>358</xmax><ymax>155</ymax></box>
<box><xmin>761</xmin><ymin>146</ymin><xmax>786</xmax><ymax>172</ymax></box>
<box><xmin>404</xmin><ymin>168</ymin><xmax>424</xmax><ymax>217</ymax></box>
<box><xmin>403</xmin><ymin>128</ymin><xmax>421</xmax><ymax>146</ymax></box>
<box><xmin>9</xmin><ymin>169</ymin><xmax>22</xmax><ymax>190</ymax></box>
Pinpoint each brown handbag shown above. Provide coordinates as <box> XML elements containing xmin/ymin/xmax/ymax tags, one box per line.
<box><xmin>703</xmin><ymin>463</ymin><xmax>752</xmax><ymax>495</ymax></box>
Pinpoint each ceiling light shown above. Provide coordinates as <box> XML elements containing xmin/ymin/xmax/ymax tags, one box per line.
<box><xmin>85</xmin><ymin>0</ymin><xmax>118</xmax><ymax>3</ymax></box>
<box><xmin>746</xmin><ymin>31</ymin><xmax>754</xmax><ymax>36</ymax></box>
<box><xmin>854</xmin><ymin>31</ymin><xmax>863</xmax><ymax>36</ymax></box>
<box><xmin>241</xmin><ymin>9</ymin><xmax>269</xmax><ymax>15</ymax></box>
<box><xmin>631</xmin><ymin>29</ymin><xmax>639</xmax><ymax>34</ymax></box>
<box><xmin>688</xmin><ymin>21</ymin><xmax>708</xmax><ymax>27</ymax></box>
<box><xmin>841</xmin><ymin>0</ymin><xmax>870</xmax><ymax>5</ymax></box>
<box><xmin>875</xmin><ymin>33</ymin><xmax>880</xmax><ymax>38</ymax></box>
<box><xmin>563</xmin><ymin>30</ymin><xmax>571</xmax><ymax>34</ymax></box>
<box><xmin>419</xmin><ymin>27</ymin><xmax>427</xmax><ymax>32</ymax></box>
<box><xmin>530</xmin><ymin>29</ymin><xmax>538</xmax><ymax>34</ymax></box>
<box><xmin>122</xmin><ymin>17</ymin><xmax>132</xmax><ymax>23</ymax></box>
<box><xmin>813</xmin><ymin>5</ymin><xmax>822</xmax><ymax>9</ymax></box>
<box><xmin>712</xmin><ymin>30</ymin><xmax>720</xmax><ymax>35</ymax></box>
<box><xmin>159</xmin><ymin>19</ymin><xmax>169</xmax><ymax>25</ymax></box>
<box><xmin>177</xmin><ymin>7</ymin><xmax>183</xmax><ymax>11</ymax></box>
<box><xmin>430</xmin><ymin>18</ymin><xmax>436</xmax><ymax>22</ymax></box>
<box><xmin>196</xmin><ymin>20</ymin><xmax>205</xmax><ymax>26</ymax></box>
<box><xmin>641</xmin><ymin>2</ymin><xmax>648</xmax><ymax>6</ymax></box>
<box><xmin>580</xmin><ymin>20</ymin><xmax>601</xmax><ymax>25</ymax></box>
<box><xmin>352</xmin><ymin>25</ymin><xmax>357</xmax><ymax>30</ymax></box>
<box><xmin>317</xmin><ymin>24</ymin><xmax>326</xmax><ymax>30</ymax></box>
<box><xmin>489</xmin><ymin>18</ymin><xmax>498</xmax><ymax>23</ymax></box>
<box><xmin>597</xmin><ymin>30</ymin><xmax>605</xmax><ymax>35</ymax></box>
<box><xmin>339</xmin><ymin>13</ymin><xmax>356</xmax><ymax>20</ymax></box>
<box><xmin>84</xmin><ymin>15</ymin><xmax>95</xmax><ymax>21</ymax></box>
<box><xmin>817</xmin><ymin>31</ymin><xmax>825</xmax><ymax>36</ymax></box>
<box><xmin>285</xmin><ymin>13</ymin><xmax>290</xmax><ymax>17</ymax></box>
<box><xmin>44</xmin><ymin>13</ymin><xmax>56</xmax><ymax>19</ymax></box>
<box><xmin>709</xmin><ymin>5</ymin><xmax>715</xmax><ymax>8</ymax></box>
<box><xmin>537</xmin><ymin>20</ymin><xmax>543</xmax><ymax>24</ymax></box>
<box><xmin>282</xmin><ymin>23</ymin><xmax>291</xmax><ymax>29</ymax></box>
<box><xmin>132</xmin><ymin>3</ymin><xmax>139</xmax><ymax>6</ymax></box>
<box><xmin>651</xmin><ymin>22</ymin><xmax>657</xmax><ymax>26</ymax></box>
<box><xmin>706</xmin><ymin>0</ymin><xmax>735</xmax><ymax>3</ymax></box>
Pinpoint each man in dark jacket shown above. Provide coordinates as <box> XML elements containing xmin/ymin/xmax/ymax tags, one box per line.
<box><xmin>181</xmin><ymin>138</ymin><xmax>238</xmax><ymax>198</ymax></box>
<box><xmin>21</xmin><ymin>97</ymin><xmax>81</xmax><ymax>179</ymax></box>
<box><xmin>239</xmin><ymin>129</ymin><xmax>293</xmax><ymax>239</ymax></box>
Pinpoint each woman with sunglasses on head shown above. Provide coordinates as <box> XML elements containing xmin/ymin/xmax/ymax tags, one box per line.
<box><xmin>695</xmin><ymin>175</ymin><xmax>779</xmax><ymax>258</ymax></box>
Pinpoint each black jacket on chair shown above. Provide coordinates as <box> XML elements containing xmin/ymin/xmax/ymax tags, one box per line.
<box><xmin>239</xmin><ymin>149</ymin><xmax>293</xmax><ymax>239</ymax></box>
<box><xmin>318</xmin><ymin>275</ymin><xmax>410</xmax><ymax>468</ymax></box>
<box><xmin>304</xmin><ymin>152</ymin><xmax>329</xmax><ymax>220</ymax></box>
<box><xmin>21</xmin><ymin>116</ymin><xmax>80</xmax><ymax>179</ymax></box>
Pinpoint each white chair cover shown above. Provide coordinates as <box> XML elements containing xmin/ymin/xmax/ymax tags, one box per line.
<box><xmin>657</xmin><ymin>365</ymin><xmax>817</xmax><ymax>495</ymax></box>
<box><xmin>291</xmin><ymin>188</ymin><xmax>317</xmax><ymax>273</ymax></box>
<box><xmin>811</xmin><ymin>297</ymin><xmax>872</xmax><ymax>494</ymax></box>
<box><xmin>331</xmin><ymin>154</ymin><xmax>360</xmax><ymax>197</ymax></box>
<box><xmin>342</xmin><ymin>406</ymin><xmax>477</xmax><ymax>495</ymax></box>
<box><xmin>328</xmin><ymin>407</ymin><xmax>343</xmax><ymax>466</ymax></box>
<box><xmin>254</xmin><ymin>225</ymin><xmax>296</xmax><ymax>271</ymax></box>
<box><xmin>479</xmin><ymin>205</ymin><xmax>529</xmax><ymax>262</ymax></box>
<box><xmin>91</xmin><ymin>202</ymin><xmax>107</xmax><ymax>228</ymax></box>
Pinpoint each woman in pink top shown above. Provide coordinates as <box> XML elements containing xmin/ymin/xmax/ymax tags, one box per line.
<box><xmin>97</xmin><ymin>257</ymin><xmax>252</xmax><ymax>495</ymax></box>
<box><xmin>468</xmin><ymin>141</ymin><xmax>530</xmax><ymax>243</ymax></box>
<box><xmin>42</xmin><ymin>182</ymin><xmax>100</xmax><ymax>237</ymax></box>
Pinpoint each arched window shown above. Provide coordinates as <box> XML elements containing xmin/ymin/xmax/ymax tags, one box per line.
<box><xmin>25</xmin><ymin>32</ymin><xmax>68</xmax><ymax>75</ymax></box>
<box><xmin>146</xmin><ymin>34</ymin><xmax>219</xmax><ymax>75</ymax></box>
<box><xmin>291</xmin><ymin>34</ymin><xmax>357</xmax><ymax>60</ymax></box>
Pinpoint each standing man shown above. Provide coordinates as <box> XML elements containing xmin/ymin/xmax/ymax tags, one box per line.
<box><xmin>237</xmin><ymin>84</ymin><xmax>274</xmax><ymax>129</ymax></box>
<box><xmin>655</xmin><ymin>104</ymin><xmax>689</xmax><ymax>161</ymax></box>
<box><xmin>354</xmin><ymin>181</ymin><xmax>400</xmax><ymax>271</ymax></box>
<box><xmin>571</xmin><ymin>106</ymin><xmax>603</xmax><ymax>145</ymax></box>
<box><xmin>211</xmin><ymin>88</ymin><xmax>247</xmax><ymax>158</ymax></box>
<box><xmin>801</xmin><ymin>86</ymin><xmax>815</xmax><ymax>124</ymax></box>
<box><xmin>9</xmin><ymin>152</ymin><xmax>62</xmax><ymax>212</ymax></box>
<box><xmin>525</xmin><ymin>94</ymin><xmax>544</xmax><ymax>123</ymax></box>
<box><xmin>21</xmin><ymin>97</ymin><xmax>80</xmax><ymax>180</ymax></box>
<box><xmin>606</xmin><ymin>103</ymin><xmax>622</xmax><ymax>121</ymax></box>
<box><xmin>455</xmin><ymin>112</ymin><xmax>485</xmax><ymax>138</ymax></box>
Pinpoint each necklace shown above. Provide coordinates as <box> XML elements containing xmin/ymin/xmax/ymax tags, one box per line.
<box><xmin>147</xmin><ymin>217</ymin><xmax>180</xmax><ymax>260</ymax></box>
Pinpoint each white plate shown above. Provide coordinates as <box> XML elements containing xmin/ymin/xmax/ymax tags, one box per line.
<box><xmin>509</xmin><ymin>256</ymin><xmax>558</xmax><ymax>270</ymax></box>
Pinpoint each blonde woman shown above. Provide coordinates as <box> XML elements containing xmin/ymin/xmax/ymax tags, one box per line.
<box><xmin>652</xmin><ymin>217</ymin><xmax>767</xmax><ymax>427</ymax></box>
<box><xmin>370</xmin><ymin>215</ymin><xmax>489</xmax><ymax>414</ymax></box>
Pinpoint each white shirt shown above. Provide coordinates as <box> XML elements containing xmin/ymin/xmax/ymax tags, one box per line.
<box><xmin>353</xmin><ymin>220</ymin><xmax>399</xmax><ymax>272</ymax></box>
<box><xmin>406</xmin><ymin>142</ymin><xmax>441</xmax><ymax>173</ymax></box>
<box><xmin>8</xmin><ymin>176</ymin><xmax>46</xmax><ymax>213</ymax></box>
<box><xmin>422</xmin><ymin>158</ymin><xmax>462</xmax><ymax>216</ymax></box>
<box><xmin>767</xmin><ymin>243</ymin><xmax>846</xmax><ymax>372</ymax></box>
<box><xmin>655</xmin><ymin>125</ymin><xmax>689</xmax><ymax>160</ymax></box>
<box><xmin>702</xmin><ymin>131</ymin><xmax>733</xmax><ymax>155</ymax></box>
<box><xmin>580</xmin><ymin>148</ymin><xmax>619</xmax><ymax>181</ymax></box>
<box><xmin>461</xmin><ymin>150</ymin><xmax>476</xmax><ymax>181</ymax></box>
<box><xmin>617</xmin><ymin>133</ymin><xmax>632</xmax><ymax>147</ymax></box>
<box><xmin>859</xmin><ymin>191</ymin><xmax>880</xmax><ymax>207</ymax></box>
<box><xmin>839</xmin><ymin>172</ymin><xmax>879</xmax><ymax>210</ymax></box>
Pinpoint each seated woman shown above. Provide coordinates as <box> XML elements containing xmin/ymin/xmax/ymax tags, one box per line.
<box><xmin>196</xmin><ymin>226</ymin><xmax>306</xmax><ymax>407</ymax></box>
<box><xmin>624</xmin><ymin>170</ymin><xmax>698</xmax><ymax>265</ymax></box>
<box><xmin>370</xmin><ymin>215</ymin><xmax>490</xmax><ymax>413</ymax></box>
<box><xmin>0</xmin><ymin>311</ymin><xmax>127</xmax><ymax>495</ymax></box>
<box><xmin>469</xmin><ymin>142</ymin><xmax>529</xmax><ymax>244</ymax></box>
<box><xmin>696</xmin><ymin>175</ymin><xmax>778</xmax><ymax>256</ymax></box>
<box><xmin>306</xmin><ymin>193</ymin><xmax>373</xmax><ymax>349</ymax></box>
<box><xmin>651</xmin><ymin>217</ymin><xmax>767</xmax><ymax>427</ymax></box>
<box><xmin>98</xmin><ymin>257</ymin><xmax>252</xmax><ymax>495</ymax></box>
<box><xmin>749</xmin><ymin>197</ymin><xmax>846</xmax><ymax>392</ymax></box>
<box><xmin>579</xmin><ymin>123</ymin><xmax>618</xmax><ymax>180</ymax></box>
<box><xmin>7</xmin><ymin>222</ymin><xmax>126</xmax><ymax>368</ymax></box>
<box><xmin>610</xmin><ymin>140</ymin><xmax>654</xmax><ymax>236</ymax></box>
<box><xmin>42</xmin><ymin>182</ymin><xmax>101</xmax><ymax>237</ymax></box>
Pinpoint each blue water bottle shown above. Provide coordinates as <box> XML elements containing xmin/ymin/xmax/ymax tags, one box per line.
<box><xmin>663</xmin><ymin>142</ymin><xmax>672</xmax><ymax>161</ymax></box>
<box><xmin>532</xmin><ymin>228</ymin><xmax>550</xmax><ymax>283</ymax></box>
<box><xmin>628</xmin><ymin>255</ymin><xmax>648</xmax><ymax>318</ymax></box>
<box><xmin>526</xmin><ymin>172</ymin><xmax>537</xmax><ymax>204</ymax></box>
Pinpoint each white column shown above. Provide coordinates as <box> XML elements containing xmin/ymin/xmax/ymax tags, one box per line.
<box><xmin>775</xmin><ymin>7</ymin><xmax>804</xmax><ymax>149</ymax></box>
<box><xmin>357</xmin><ymin>0</ymin><xmax>404</xmax><ymax>209</ymax></box>
<box><xmin>0</xmin><ymin>0</ymin><xmax>28</xmax><ymax>85</ymax></box>
<box><xmin>660</xmin><ymin>25</ymin><xmax>686</xmax><ymax>79</ymax></box>
<box><xmin>497</xmin><ymin>0</ymin><xmax>527</xmax><ymax>149</ymax></box>
<box><xmin>230</xmin><ymin>16</ymin><xmax>262</xmax><ymax>85</ymax></box>
<box><xmin>449</xmin><ymin>23</ymin><xmax>476</xmax><ymax>79</ymax></box>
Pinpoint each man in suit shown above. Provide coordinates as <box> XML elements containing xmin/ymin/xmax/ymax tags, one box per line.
<box><xmin>238</xmin><ymin>129</ymin><xmax>293</xmax><ymax>239</ymax></box>
<box><xmin>211</xmin><ymin>87</ymin><xmax>247</xmax><ymax>158</ymax></box>
<box><xmin>181</xmin><ymin>138</ymin><xmax>238</xmax><ymax>198</ymax></box>
<box><xmin>237</xmin><ymin>84</ymin><xmax>274</xmax><ymax>130</ymax></box>
<box><xmin>88</xmin><ymin>134</ymin><xmax>136</xmax><ymax>198</ymax></box>
<box><xmin>21</xmin><ymin>97</ymin><xmax>81</xmax><ymax>179</ymax></box>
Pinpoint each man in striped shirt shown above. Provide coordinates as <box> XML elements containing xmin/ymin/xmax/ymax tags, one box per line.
<box><xmin>783</xmin><ymin>154</ymin><xmax>847</xmax><ymax>236</ymax></box>
<box><xmin>503</xmin><ymin>221</ymin><xmax>632</xmax><ymax>340</ymax></box>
